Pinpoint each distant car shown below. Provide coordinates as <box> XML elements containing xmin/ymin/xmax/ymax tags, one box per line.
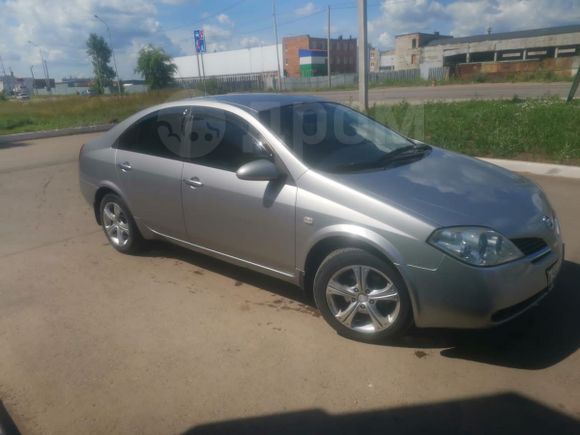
<box><xmin>81</xmin><ymin>89</ymin><xmax>97</xmax><ymax>96</ymax></box>
<box><xmin>79</xmin><ymin>94</ymin><xmax>564</xmax><ymax>342</ymax></box>
<box><xmin>15</xmin><ymin>92</ymin><xmax>30</xmax><ymax>100</ymax></box>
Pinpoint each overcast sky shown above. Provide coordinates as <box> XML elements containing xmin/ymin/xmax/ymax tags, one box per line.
<box><xmin>1</xmin><ymin>0</ymin><xmax>579</xmax><ymax>80</ymax></box>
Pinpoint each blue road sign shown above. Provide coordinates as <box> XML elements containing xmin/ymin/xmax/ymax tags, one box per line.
<box><xmin>194</xmin><ymin>30</ymin><xmax>206</xmax><ymax>53</ymax></box>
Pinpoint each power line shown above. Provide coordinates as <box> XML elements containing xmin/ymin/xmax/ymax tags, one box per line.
<box><xmin>160</xmin><ymin>0</ymin><xmax>247</xmax><ymax>32</ymax></box>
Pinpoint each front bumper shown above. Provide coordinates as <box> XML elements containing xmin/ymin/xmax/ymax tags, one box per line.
<box><xmin>405</xmin><ymin>240</ymin><xmax>564</xmax><ymax>329</ymax></box>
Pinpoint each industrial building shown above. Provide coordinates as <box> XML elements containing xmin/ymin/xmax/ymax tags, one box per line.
<box><xmin>382</xmin><ymin>24</ymin><xmax>580</xmax><ymax>79</ymax></box>
<box><xmin>173</xmin><ymin>44</ymin><xmax>283</xmax><ymax>82</ymax></box>
<box><xmin>283</xmin><ymin>35</ymin><xmax>357</xmax><ymax>78</ymax></box>
<box><xmin>0</xmin><ymin>74</ymin><xmax>54</xmax><ymax>96</ymax></box>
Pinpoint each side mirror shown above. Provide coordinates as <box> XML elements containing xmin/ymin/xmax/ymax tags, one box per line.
<box><xmin>236</xmin><ymin>159</ymin><xmax>281</xmax><ymax>181</ymax></box>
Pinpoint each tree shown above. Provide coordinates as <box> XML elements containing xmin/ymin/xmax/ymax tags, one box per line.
<box><xmin>135</xmin><ymin>45</ymin><xmax>177</xmax><ymax>90</ymax></box>
<box><xmin>86</xmin><ymin>33</ymin><xmax>115</xmax><ymax>94</ymax></box>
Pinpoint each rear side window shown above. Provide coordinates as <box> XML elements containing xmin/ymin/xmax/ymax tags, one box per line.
<box><xmin>181</xmin><ymin>108</ymin><xmax>272</xmax><ymax>171</ymax></box>
<box><xmin>117</xmin><ymin>107</ymin><xmax>188</xmax><ymax>159</ymax></box>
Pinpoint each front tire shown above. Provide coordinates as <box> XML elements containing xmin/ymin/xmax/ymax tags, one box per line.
<box><xmin>313</xmin><ymin>248</ymin><xmax>413</xmax><ymax>343</ymax></box>
<box><xmin>99</xmin><ymin>193</ymin><xmax>143</xmax><ymax>254</ymax></box>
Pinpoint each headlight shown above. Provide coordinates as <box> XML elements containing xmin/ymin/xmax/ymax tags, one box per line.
<box><xmin>428</xmin><ymin>227</ymin><xmax>523</xmax><ymax>266</ymax></box>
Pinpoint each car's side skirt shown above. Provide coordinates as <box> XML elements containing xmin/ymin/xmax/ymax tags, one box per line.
<box><xmin>147</xmin><ymin>227</ymin><xmax>299</xmax><ymax>285</ymax></box>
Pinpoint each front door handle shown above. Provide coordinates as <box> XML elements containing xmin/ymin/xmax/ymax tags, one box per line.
<box><xmin>119</xmin><ymin>162</ymin><xmax>132</xmax><ymax>172</ymax></box>
<box><xmin>184</xmin><ymin>177</ymin><xmax>204</xmax><ymax>188</ymax></box>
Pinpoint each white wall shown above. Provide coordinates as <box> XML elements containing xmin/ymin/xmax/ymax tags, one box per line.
<box><xmin>173</xmin><ymin>44</ymin><xmax>283</xmax><ymax>79</ymax></box>
<box><xmin>379</xmin><ymin>52</ymin><xmax>396</xmax><ymax>70</ymax></box>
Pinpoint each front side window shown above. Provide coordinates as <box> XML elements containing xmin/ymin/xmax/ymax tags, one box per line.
<box><xmin>182</xmin><ymin>108</ymin><xmax>272</xmax><ymax>171</ymax></box>
<box><xmin>117</xmin><ymin>107</ymin><xmax>188</xmax><ymax>159</ymax></box>
<box><xmin>258</xmin><ymin>102</ymin><xmax>414</xmax><ymax>173</ymax></box>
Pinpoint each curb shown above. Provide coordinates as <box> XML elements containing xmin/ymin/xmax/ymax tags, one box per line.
<box><xmin>480</xmin><ymin>158</ymin><xmax>580</xmax><ymax>180</ymax></box>
<box><xmin>0</xmin><ymin>124</ymin><xmax>113</xmax><ymax>144</ymax></box>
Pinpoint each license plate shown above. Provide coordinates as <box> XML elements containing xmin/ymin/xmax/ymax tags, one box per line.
<box><xmin>546</xmin><ymin>260</ymin><xmax>562</xmax><ymax>289</ymax></box>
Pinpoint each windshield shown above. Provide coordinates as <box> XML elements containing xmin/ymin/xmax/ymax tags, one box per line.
<box><xmin>258</xmin><ymin>102</ymin><xmax>418</xmax><ymax>172</ymax></box>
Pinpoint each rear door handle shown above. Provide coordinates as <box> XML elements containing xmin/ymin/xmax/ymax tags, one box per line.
<box><xmin>184</xmin><ymin>177</ymin><xmax>204</xmax><ymax>188</ymax></box>
<box><xmin>119</xmin><ymin>162</ymin><xmax>132</xmax><ymax>171</ymax></box>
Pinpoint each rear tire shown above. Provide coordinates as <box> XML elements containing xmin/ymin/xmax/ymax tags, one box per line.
<box><xmin>99</xmin><ymin>193</ymin><xmax>144</xmax><ymax>254</ymax></box>
<box><xmin>313</xmin><ymin>248</ymin><xmax>413</xmax><ymax>343</ymax></box>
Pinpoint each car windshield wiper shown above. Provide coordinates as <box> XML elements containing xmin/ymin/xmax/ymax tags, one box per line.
<box><xmin>329</xmin><ymin>143</ymin><xmax>431</xmax><ymax>172</ymax></box>
<box><xmin>380</xmin><ymin>143</ymin><xmax>432</xmax><ymax>162</ymax></box>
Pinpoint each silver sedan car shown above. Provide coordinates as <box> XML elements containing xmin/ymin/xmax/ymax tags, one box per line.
<box><xmin>79</xmin><ymin>94</ymin><xmax>564</xmax><ymax>342</ymax></box>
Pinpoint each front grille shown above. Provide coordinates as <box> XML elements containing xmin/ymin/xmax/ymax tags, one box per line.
<box><xmin>511</xmin><ymin>237</ymin><xmax>548</xmax><ymax>256</ymax></box>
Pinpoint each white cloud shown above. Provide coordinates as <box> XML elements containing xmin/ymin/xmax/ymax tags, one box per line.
<box><xmin>295</xmin><ymin>2</ymin><xmax>318</xmax><ymax>17</ymax></box>
<box><xmin>216</xmin><ymin>13</ymin><xmax>234</xmax><ymax>26</ymax></box>
<box><xmin>240</xmin><ymin>36</ymin><xmax>265</xmax><ymax>48</ymax></box>
<box><xmin>446</xmin><ymin>0</ymin><xmax>580</xmax><ymax>37</ymax></box>
<box><xmin>368</xmin><ymin>0</ymin><xmax>447</xmax><ymax>49</ymax></box>
<box><xmin>0</xmin><ymin>0</ymin><xmax>176</xmax><ymax>80</ymax></box>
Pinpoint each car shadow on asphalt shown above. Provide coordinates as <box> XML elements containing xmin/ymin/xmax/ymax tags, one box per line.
<box><xmin>0</xmin><ymin>140</ymin><xmax>32</xmax><ymax>150</ymax></box>
<box><xmin>140</xmin><ymin>241</ymin><xmax>314</xmax><ymax>307</ymax></box>
<box><xmin>0</xmin><ymin>400</ymin><xmax>20</xmax><ymax>435</ymax></box>
<box><xmin>183</xmin><ymin>393</ymin><xmax>580</xmax><ymax>435</ymax></box>
<box><xmin>140</xmin><ymin>242</ymin><xmax>578</xmax><ymax>370</ymax></box>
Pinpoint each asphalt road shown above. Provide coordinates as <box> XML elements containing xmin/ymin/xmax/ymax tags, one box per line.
<box><xmin>302</xmin><ymin>81</ymin><xmax>574</xmax><ymax>105</ymax></box>
<box><xmin>0</xmin><ymin>133</ymin><xmax>579</xmax><ymax>434</ymax></box>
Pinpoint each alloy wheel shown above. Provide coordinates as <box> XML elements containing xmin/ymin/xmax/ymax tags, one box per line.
<box><xmin>102</xmin><ymin>202</ymin><xmax>131</xmax><ymax>247</ymax></box>
<box><xmin>325</xmin><ymin>265</ymin><xmax>400</xmax><ymax>334</ymax></box>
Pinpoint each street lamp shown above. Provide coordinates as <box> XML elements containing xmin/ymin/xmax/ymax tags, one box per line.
<box><xmin>94</xmin><ymin>14</ymin><xmax>122</xmax><ymax>94</ymax></box>
<box><xmin>28</xmin><ymin>40</ymin><xmax>51</xmax><ymax>92</ymax></box>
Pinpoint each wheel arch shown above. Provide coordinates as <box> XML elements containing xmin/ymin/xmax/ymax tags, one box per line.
<box><xmin>301</xmin><ymin>226</ymin><xmax>419</xmax><ymax>325</ymax></box>
<box><xmin>93</xmin><ymin>182</ymin><xmax>125</xmax><ymax>225</ymax></box>
<box><xmin>301</xmin><ymin>225</ymin><xmax>405</xmax><ymax>291</ymax></box>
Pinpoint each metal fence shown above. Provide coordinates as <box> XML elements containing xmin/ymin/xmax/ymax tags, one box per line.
<box><xmin>427</xmin><ymin>67</ymin><xmax>450</xmax><ymax>81</ymax></box>
<box><xmin>282</xmin><ymin>69</ymin><xmax>421</xmax><ymax>91</ymax></box>
<box><xmin>177</xmin><ymin>72</ymin><xmax>279</xmax><ymax>93</ymax></box>
<box><xmin>175</xmin><ymin>68</ymin><xmax>426</xmax><ymax>93</ymax></box>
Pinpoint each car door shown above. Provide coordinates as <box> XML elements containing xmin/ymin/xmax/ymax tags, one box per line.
<box><xmin>115</xmin><ymin>106</ymin><xmax>187</xmax><ymax>240</ymax></box>
<box><xmin>180</xmin><ymin>107</ymin><xmax>296</xmax><ymax>276</ymax></box>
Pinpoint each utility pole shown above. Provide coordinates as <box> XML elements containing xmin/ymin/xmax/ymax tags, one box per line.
<box><xmin>327</xmin><ymin>5</ymin><xmax>331</xmax><ymax>88</ymax></box>
<box><xmin>43</xmin><ymin>60</ymin><xmax>49</xmax><ymax>90</ymax></box>
<box><xmin>358</xmin><ymin>0</ymin><xmax>368</xmax><ymax>111</ymax></box>
<box><xmin>95</xmin><ymin>15</ymin><xmax>122</xmax><ymax>94</ymax></box>
<box><xmin>273</xmin><ymin>0</ymin><xmax>283</xmax><ymax>91</ymax></box>
<box><xmin>30</xmin><ymin>65</ymin><xmax>37</xmax><ymax>95</ymax></box>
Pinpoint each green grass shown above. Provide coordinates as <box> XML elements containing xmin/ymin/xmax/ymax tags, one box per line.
<box><xmin>2</xmin><ymin>91</ymin><xmax>579</xmax><ymax>165</ymax></box>
<box><xmin>369</xmin><ymin>98</ymin><xmax>580</xmax><ymax>165</ymax></box>
<box><xmin>0</xmin><ymin>89</ymin><xmax>197</xmax><ymax>135</ymax></box>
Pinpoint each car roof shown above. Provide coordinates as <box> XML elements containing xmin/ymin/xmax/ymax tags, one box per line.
<box><xmin>184</xmin><ymin>93</ymin><xmax>329</xmax><ymax>114</ymax></box>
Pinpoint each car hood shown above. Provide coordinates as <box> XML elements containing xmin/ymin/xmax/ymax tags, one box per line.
<box><xmin>326</xmin><ymin>147</ymin><xmax>552</xmax><ymax>236</ymax></box>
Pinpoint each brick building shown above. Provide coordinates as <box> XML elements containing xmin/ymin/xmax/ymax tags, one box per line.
<box><xmin>393</xmin><ymin>32</ymin><xmax>451</xmax><ymax>70</ymax></box>
<box><xmin>283</xmin><ymin>35</ymin><xmax>357</xmax><ymax>78</ymax></box>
